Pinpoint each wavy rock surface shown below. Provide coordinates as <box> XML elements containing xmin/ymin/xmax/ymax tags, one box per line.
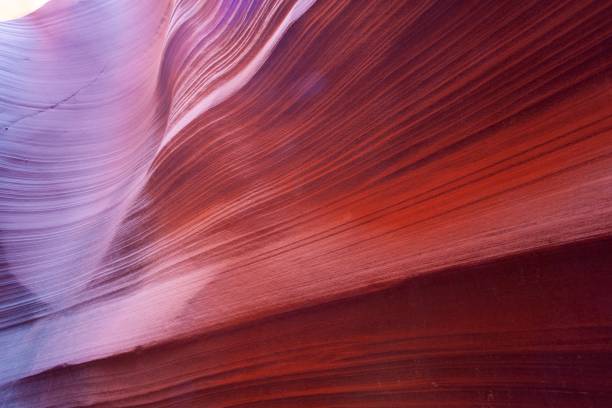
<box><xmin>0</xmin><ymin>0</ymin><xmax>611</xmax><ymax>406</ymax></box>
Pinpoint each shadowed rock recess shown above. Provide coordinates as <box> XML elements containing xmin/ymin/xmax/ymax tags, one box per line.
<box><xmin>0</xmin><ymin>0</ymin><xmax>611</xmax><ymax>407</ymax></box>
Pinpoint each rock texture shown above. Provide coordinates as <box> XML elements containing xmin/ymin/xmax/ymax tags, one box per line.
<box><xmin>0</xmin><ymin>0</ymin><xmax>611</xmax><ymax>406</ymax></box>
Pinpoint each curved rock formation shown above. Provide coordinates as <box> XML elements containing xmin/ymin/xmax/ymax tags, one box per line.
<box><xmin>0</xmin><ymin>0</ymin><xmax>611</xmax><ymax>406</ymax></box>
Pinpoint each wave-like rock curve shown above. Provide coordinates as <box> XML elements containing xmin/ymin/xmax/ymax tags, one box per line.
<box><xmin>0</xmin><ymin>0</ymin><xmax>611</xmax><ymax>406</ymax></box>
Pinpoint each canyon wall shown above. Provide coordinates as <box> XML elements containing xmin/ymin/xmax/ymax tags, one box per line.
<box><xmin>0</xmin><ymin>0</ymin><xmax>611</xmax><ymax>406</ymax></box>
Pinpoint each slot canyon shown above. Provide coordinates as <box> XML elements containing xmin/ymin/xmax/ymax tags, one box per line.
<box><xmin>0</xmin><ymin>0</ymin><xmax>611</xmax><ymax>406</ymax></box>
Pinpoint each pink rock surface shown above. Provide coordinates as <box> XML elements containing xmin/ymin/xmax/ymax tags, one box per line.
<box><xmin>0</xmin><ymin>0</ymin><xmax>611</xmax><ymax>406</ymax></box>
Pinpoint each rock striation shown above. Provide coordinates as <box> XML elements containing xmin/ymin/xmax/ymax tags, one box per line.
<box><xmin>0</xmin><ymin>0</ymin><xmax>611</xmax><ymax>406</ymax></box>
